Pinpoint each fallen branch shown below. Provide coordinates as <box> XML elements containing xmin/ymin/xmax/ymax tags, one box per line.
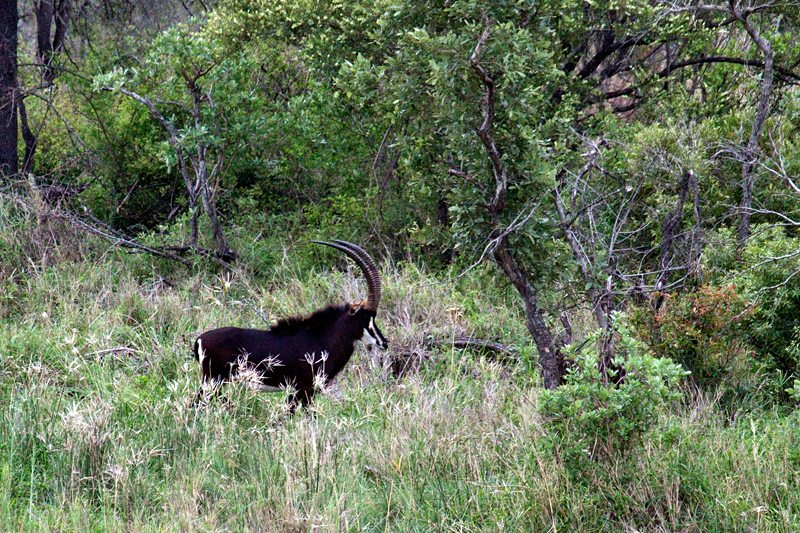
<box><xmin>69</xmin><ymin>210</ymin><xmax>192</xmax><ymax>265</ymax></box>
<box><xmin>389</xmin><ymin>335</ymin><xmax>520</xmax><ymax>379</ymax></box>
<box><xmin>1</xmin><ymin>188</ymin><xmax>235</xmax><ymax>266</ymax></box>
<box><xmin>424</xmin><ymin>336</ymin><xmax>520</xmax><ymax>363</ymax></box>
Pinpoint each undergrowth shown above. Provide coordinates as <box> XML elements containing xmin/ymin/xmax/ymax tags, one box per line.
<box><xmin>1</xmin><ymin>197</ymin><xmax>799</xmax><ymax>531</ymax></box>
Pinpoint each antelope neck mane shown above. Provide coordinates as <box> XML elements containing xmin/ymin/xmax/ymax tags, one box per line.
<box><xmin>269</xmin><ymin>303</ymin><xmax>350</xmax><ymax>335</ymax></box>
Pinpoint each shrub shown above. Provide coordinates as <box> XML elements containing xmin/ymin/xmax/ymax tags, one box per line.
<box><xmin>696</xmin><ymin>226</ymin><xmax>800</xmax><ymax>400</ymax></box>
<box><xmin>738</xmin><ymin>227</ymin><xmax>800</xmax><ymax>384</ymax></box>
<box><xmin>630</xmin><ymin>284</ymin><xmax>755</xmax><ymax>391</ymax></box>
<box><xmin>539</xmin><ymin>317</ymin><xmax>685</xmax><ymax>477</ymax></box>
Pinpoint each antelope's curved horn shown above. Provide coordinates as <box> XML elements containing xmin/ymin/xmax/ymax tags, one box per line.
<box><xmin>312</xmin><ymin>240</ymin><xmax>382</xmax><ymax>311</ymax></box>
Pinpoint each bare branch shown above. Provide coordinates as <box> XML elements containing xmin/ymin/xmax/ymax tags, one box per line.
<box><xmin>660</xmin><ymin>56</ymin><xmax>800</xmax><ymax>83</ymax></box>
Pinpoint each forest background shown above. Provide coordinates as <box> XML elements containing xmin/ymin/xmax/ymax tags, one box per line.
<box><xmin>1</xmin><ymin>0</ymin><xmax>800</xmax><ymax>530</ymax></box>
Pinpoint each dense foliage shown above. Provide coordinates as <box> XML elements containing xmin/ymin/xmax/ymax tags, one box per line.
<box><xmin>1</xmin><ymin>0</ymin><xmax>800</xmax><ymax>529</ymax></box>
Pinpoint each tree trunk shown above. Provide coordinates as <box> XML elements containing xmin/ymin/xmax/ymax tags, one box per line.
<box><xmin>19</xmin><ymin>97</ymin><xmax>36</xmax><ymax>175</ymax></box>
<box><xmin>0</xmin><ymin>0</ymin><xmax>18</xmax><ymax>178</ymax></box>
<box><xmin>189</xmin><ymin>203</ymin><xmax>199</xmax><ymax>248</ymax></box>
<box><xmin>468</xmin><ymin>21</ymin><xmax>563</xmax><ymax>388</ymax></box>
<box><xmin>493</xmin><ymin>239</ymin><xmax>563</xmax><ymax>389</ymax></box>
<box><xmin>735</xmin><ymin>10</ymin><xmax>773</xmax><ymax>249</ymax></box>
<box><xmin>35</xmin><ymin>0</ymin><xmax>71</xmax><ymax>86</ymax></box>
<box><xmin>654</xmin><ymin>170</ymin><xmax>693</xmax><ymax>306</ymax></box>
<box><xmin>198</xmin><ymin>185</ymin><xmax>233</xmax><ymax>261</ymax></box>
<box><xmin>190</xmin><ymin>83</ymin><xmax>233</xmax><ymax>261</ymax></box>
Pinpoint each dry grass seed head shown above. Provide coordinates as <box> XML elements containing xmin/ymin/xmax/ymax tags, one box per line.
<box><xmin>62</xmin><ymin>397</ymin><xmax>113</xmax><ymax>454</ymax></box>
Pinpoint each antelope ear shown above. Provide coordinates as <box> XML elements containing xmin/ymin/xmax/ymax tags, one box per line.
<box><xmin>349</xmin><ymin>300</ymin><xmax>366</xmax><ymax>315</ymax></box>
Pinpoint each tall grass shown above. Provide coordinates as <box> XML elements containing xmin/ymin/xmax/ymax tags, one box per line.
<box><xmin>1</xmin><ymin>196</ymin><xmax>799</xmax><ymax>531</ymax></box>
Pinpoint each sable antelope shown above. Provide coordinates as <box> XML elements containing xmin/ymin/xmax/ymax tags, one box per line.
<box><xmin>194</xmin><ymin>240</ymin><xmax>388</xmax><ymax>412</ymax></box>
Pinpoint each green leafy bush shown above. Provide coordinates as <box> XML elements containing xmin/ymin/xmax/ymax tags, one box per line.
<box><xmin>631</xmin><ymin>284</ymin><xmax>755</xmax><ymax>391</ymax></box>
<box><xmin>698</xmin><ymin>226</ymin><xmax>800</xmax><ymax>400</ymax></box>
<box><xmin>737</xmin><ymin>227</ymin><xmax>800</xmax><ymax>383</ymax></box>
<box><xmin>786</xmin><ymin>378</ymin><xmax>800</xmax><ymax>402</ymax></box>
<box><xmin>539</xmin><ymin>318</ymin><xmax>685</xmax><ymax>476</ymax></box>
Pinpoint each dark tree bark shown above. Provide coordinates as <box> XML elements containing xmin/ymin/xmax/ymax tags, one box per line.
<box><xmin>493</xmin><ymin>240</ymin><xmax>563</xmax><ymax>389</ymax></box>
<box><xmin>655</xmin><ymin>170</ymin><xmax>693</xmax><ymax>295</ymax></box>
<box><xmin>0</xmin><ymin>0</ymin><xmax>18</xmax><ymax>178</ymax></box>
<box><xmin>35</xmin><ymin>0</ymin><xmax>72</xmax><ymax>86</ymax></box>
<box><xmin>18</xmin><ymin>97</ymin><xmax>36</xmax><ymax>175</ymax></box>
<box><xmin>469</xmin><ymin>21</ymin><xmax>563</xmax><ymax>389</ymax></box>
<box><xmin>734</xmin><ymin>7</ymin><xmax>773</xmax><ymax>249</ymax></box>
<box><xmin>15</xmin><ymin>0</ymin><xmax>72</xmax><ymax>175</ymax></box>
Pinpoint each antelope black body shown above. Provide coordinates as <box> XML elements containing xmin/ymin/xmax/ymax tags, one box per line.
<box><xmin>194</xmin><ymin>240</ymin><xmax>388</xmax><ymax>413</ymax></box>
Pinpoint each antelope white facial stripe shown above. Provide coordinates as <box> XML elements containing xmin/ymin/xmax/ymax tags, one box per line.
<box><xmin>360</xmin><ymin>317</ymin><xmax>377</xmax><ymax>346</ymax></box>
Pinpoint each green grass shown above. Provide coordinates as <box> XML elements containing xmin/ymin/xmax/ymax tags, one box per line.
<box><xmin>1</xmin><ymin>202</ymin><xmax>799</xmax><ymax>531</ymax></box>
